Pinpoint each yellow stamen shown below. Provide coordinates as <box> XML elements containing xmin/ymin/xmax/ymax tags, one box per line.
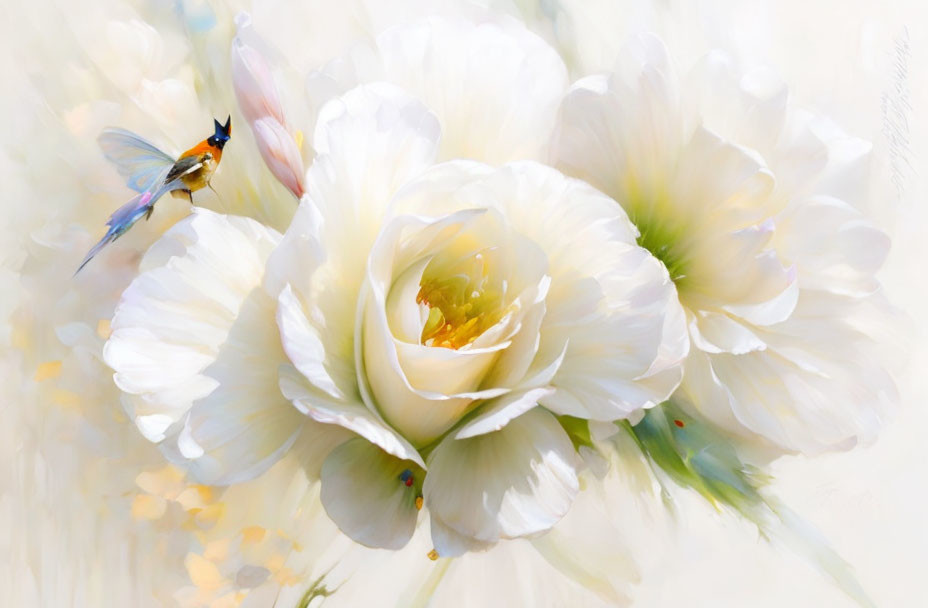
<box><xmin>427</xmin><ymin>549</ymin><xmax>439</xmax><ymax>561</ymax></box>
<box><xmin>415</xmin><ymin>496</ymin><xmax>423</xmax><ymax>510</ymax></box>
<box><xmin>416</xmin><ymin>251</ymin><xmax>506</xmax><ymax>350</ymax></box>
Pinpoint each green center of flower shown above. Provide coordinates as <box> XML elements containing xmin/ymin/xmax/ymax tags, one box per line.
<box><xmin>625</xmin><ymin>186</ymin><xmax>690</xmax><ymax>286</ymax></box>
<box><xmin>416</xmin><ymin>250</ymin><xmax>505</xmax><ymax>349</ymax></box>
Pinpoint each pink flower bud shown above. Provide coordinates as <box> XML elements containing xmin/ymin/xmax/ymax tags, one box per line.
<box><xmin>231</xmin><ymin>37</ymin><xmax>285</xmax><ymax>125</ymax></box>
<box><xmin>252</xmin><ymin>117</ymin><xmax>304</xmax><ymax>198</ymax></box>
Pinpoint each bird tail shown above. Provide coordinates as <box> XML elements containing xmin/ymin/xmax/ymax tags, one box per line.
<box><xmin>74</xmin><ymin>229</ymin><xmax>119</xmax><ymax>275</ymax></box>
<box><xmin>74</xmin><ymin>192</ymin><xmax>154</xmax><ymax>275</ymax></box>
<box><xmin>74</xmin><ymin>178</ymin><xmax>188</xmax><ymax>275</ymax></box>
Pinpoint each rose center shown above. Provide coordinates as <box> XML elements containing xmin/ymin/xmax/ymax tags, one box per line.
<box><xmin>416</xmin><ymin>251</ymin><xmax>504</xmax><ymax>349</ymax></box>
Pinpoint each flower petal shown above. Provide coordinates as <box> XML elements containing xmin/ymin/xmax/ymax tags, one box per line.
<box><xmin>363</xmin><ymin>209</ymin><xmax>513</xmax><ymax>445</ymax></box>
<box><xmin>308</xmin><ymin>16</ymin><xmax>568</xmax><ymax>163</ymax></box>
<box><xmin>266</xmin><ymin>84</ymin><xmax>442</xmax><ymax>416</ymax></box>
<box><xmin>279</xmin><ymin>364</ymin><xmax>425</xmax><ymax>469</ymax></box>
<box><xmin>320</xmin><ymin>438</ymin><xmax>422</xmax><ymax>550</ymax></box>
<box><xmin>454</xmin><ymin>387</ymin><xmax>554</xmax><ymax>439</ymax></box>
<box><xmin>167</xmin><ymin>287</ymin><xmax>307</xmax><ymax>485</ymax></box>
<box><xmin>689</xmin><ymin>310</ymin><xmax>767</xmax><ymax>355</ymax></box>
<box><xmin>774</xmin><ymin>195</ymin><xmax>890</xmax><ymax>297</ymax></box>
<box><xmin>251</xmin><ymin>117</ymin><xmax>305</xmax><ymax>198</ymax></box>
<box><xmin>424</xmin><ymin>408</ymin><xmax>579</xmax><ymax>557</ymax></box>
<box><xmin>231</xmin><ymin>20</ymin><xmax>285</xmax><ymax>125</ymax></box>
<box><xmin>277</xmin><ymin>283</ymin><xmax>346</xmax><ymax>401</ymax></box>
<box><xmin>680</xmin><ymin>291</ymin><xmax>897</xmax><ymax>453</ymax></box>
<box><xmin>104</xmin><ymin>208</ymin><xmax>282</xmax><ymax>453</ymax></box>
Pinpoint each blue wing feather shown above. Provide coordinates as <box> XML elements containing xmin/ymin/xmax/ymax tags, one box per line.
<box><xmin>98</xmin><ymin>128</ymin><xmax>176</xmax><ymax>193</ymax></box>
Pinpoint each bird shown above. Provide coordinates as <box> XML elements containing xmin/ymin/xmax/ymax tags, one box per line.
<box><xmin>75</xmin><ymin>116</ymin><xmax>232</xmax><ymax>274</ymax></box>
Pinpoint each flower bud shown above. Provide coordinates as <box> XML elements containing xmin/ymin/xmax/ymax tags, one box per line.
<box><xmin>231</xmin><ymin>36</ymin><xmax>285</xmax><ymax>125</ymax></box>
<box><xmin>252</xmin><ymin>117</ymin><xmax>304</xmax><ymax>198</ymax></box>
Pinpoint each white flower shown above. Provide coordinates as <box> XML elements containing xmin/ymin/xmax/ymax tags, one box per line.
<box><xmin>551</xmin><ymin>34</ymin><xmax>897</xmax><ymax>454</ymax></box>
<box><xmin>304</xmin><ymin>15</ymin><xmax>569</xmax><ymax>164</ymax></box>
<box><xmin>104</xmin><ymin>79</ymin><xmax>687</xmax><ymax>557</ymax></box>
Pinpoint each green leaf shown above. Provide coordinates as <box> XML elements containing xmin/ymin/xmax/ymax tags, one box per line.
<box><xmin>625</xmin><ymin>402</ymin><xmax>874</xmax><ymax>608</ymax></box>
<box><xmin>557</xmin><ymin>415</ymin><xmax>594</xmax><ymax>451</ymax></box>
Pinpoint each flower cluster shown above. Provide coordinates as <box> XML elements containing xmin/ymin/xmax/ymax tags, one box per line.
<box><xmin>9</xmin><ymin>3</ymin><xmax>899</xmax><ymax>607</ymax></box>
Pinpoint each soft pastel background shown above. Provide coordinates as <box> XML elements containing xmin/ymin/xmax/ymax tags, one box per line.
<box><xmin>2</xmin><ymin>1</ymin><xmax>925</xmax><ymax>606</ymax></box>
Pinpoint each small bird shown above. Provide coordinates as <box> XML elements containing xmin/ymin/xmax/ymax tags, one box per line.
<box><xmin>75</xmin><ymin>116</ymin><xmax>232</xmax><ymax>274</ymax></box>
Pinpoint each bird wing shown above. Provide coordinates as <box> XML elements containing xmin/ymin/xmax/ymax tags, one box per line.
<box><xmin>97</xmin><ymin>128</ymin><xmax>177</xmax><ymax>193</ymax></box>
<box><xmin>164</xmin><ymin>154</ymin><xmax>206</xmax><ymax>186</ymax></box>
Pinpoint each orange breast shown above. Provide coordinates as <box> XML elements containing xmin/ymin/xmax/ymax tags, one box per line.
<box><xmin>176</xmin><ymin>141</ymin><xmax>222</xmax><ymax>193</ymax></box>
<box><xmin>180</xmin><ymin>140</ymin><xmax>223</xmax><ymax>164</ymax></box>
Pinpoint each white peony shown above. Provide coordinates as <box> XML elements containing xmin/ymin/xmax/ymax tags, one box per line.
<box><xmin>551</xmin><ymin>34</ymin><xmax>897</xmax><ymax>454</ymax></box>
<box><xmin>104</xmin><ymin>78</ymin><xmax>687</xmax><ymax>558</ymax></box>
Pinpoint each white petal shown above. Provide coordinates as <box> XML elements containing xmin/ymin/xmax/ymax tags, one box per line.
<box><xmin>454</xmin><ymin>387</ymin><xmax>555</xmax><ymax>439</ymax></box>
<box><xmin>251</xmin><ymin>116</ymin><xmax>305</xmax><ymax>198</ymax></box>
<box><xmin>279</xmin><ymin>364</ymin><xmax>425</xmax><ymax>469</ymax></box>
<box><xmin>687</xmin><ymin>49</ymin><xmax>787</xmax><ymax>154</ymax></box>
<box><xmin>266</xmin><ymin>84</ymin><xmax>443</xmax><ymax>429</ymax></box>
<box><xmin>670</xmin><ymin>128</ymin><xmax>778</xmax><ymax>232</ymax></box>
<box><xmin>104</xmin><ymin>209</ymin><xmax>283</xmax><ymax>460</ymax></box>
<box><xmin>310</xmin><ymin>16</ymin><xmax>568</xmax><ymax>163</ymax></box>
<box><xmin>428</xmin><ymin>515</ymin><xmax>495</xmax><ymax>558</ymax></box>
<box><xmin>680</xmin><ymin>293</ymin><xmax>897</xmax><ymax>453</ymax></box>
<box><xmin>551</xmin><ymin>35</ymin><xmax>682</xmax><ymax>207</ymax></box>
<box><xmin>277</xmin><ymin>283</ymin><xmax>346</xmax><ymax>401</ymax></box>
<box><xmin>774</xmin><ymin>195</ymin><xmax>890</xmax><ymax>297</ymax></box>
<box><xmin>685</xmin><ymin>215</ymin><xmax>798</xmax><ymax>327</ymax></box>
<box><xmin>362</xmin><ymin>210</ymin><xmax>512</xmax><ymax>445</ymax></box>
<box><xmin>675</xmin><ymin>349</ymin><xmax>746</xmax><ymax>438</ymax></box>
<box><xmin>425</xmin><ymin>408</ymin><xmax>579</xmax><ymax>557</ymax></box>
<box><xmin>384</xmin><ymin>255</ymin><xmax>432</xmax><ymax>344</ymax></box>
<box><xmin>478</xmin><ymin>277</ymin><xmax>552</xmax><ymax>390</ymax></box>
<box><xmin>320</xmin><ymin>438</ymin><xmax>421</xmax><ymax>550</ymax></box>
<box><xmin>689</xmin><ymin>310</ymin><xmax>767</xmax><ymax>355</ymax></box>
<box><xmin>542</xmin><ymin>242</ymin><xmax>684</xmax><ymax>420</ymax></box>
<box><xmin>173</xmin><ymin>287</ymin><xmax>306</xmax><ymax>485</ymax></box>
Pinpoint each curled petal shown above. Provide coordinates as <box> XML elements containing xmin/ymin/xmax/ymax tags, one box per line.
<box><xmin>278</xmin><ymin>364</ymin><xmax>425</xmax><ymax>469</ymax></box>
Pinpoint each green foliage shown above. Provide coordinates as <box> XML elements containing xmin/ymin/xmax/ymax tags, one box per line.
<box><xmin>624</xmin><ymin>401</ymin><xmax>767</xmax><ymax>513</ymax></box>
<box><xmin>624</xmin><ymin>402</ymin><xmax>874</xmax><ymax>608</ymax></box>
<box><xmin>557</xmin><ymin>414</ymin><xmax>594</xmax><ymax>451</ymax></box>
<box><xmin>297</xmin><ymin>572</ymin><xmax>337</xmax><ymax>608</ymax></box>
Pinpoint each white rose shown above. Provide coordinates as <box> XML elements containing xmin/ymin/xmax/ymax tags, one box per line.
<box><xmin>105</xmin><ymin>82</ymin><xmax>688</xmax><ymax>557</ymax></box>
